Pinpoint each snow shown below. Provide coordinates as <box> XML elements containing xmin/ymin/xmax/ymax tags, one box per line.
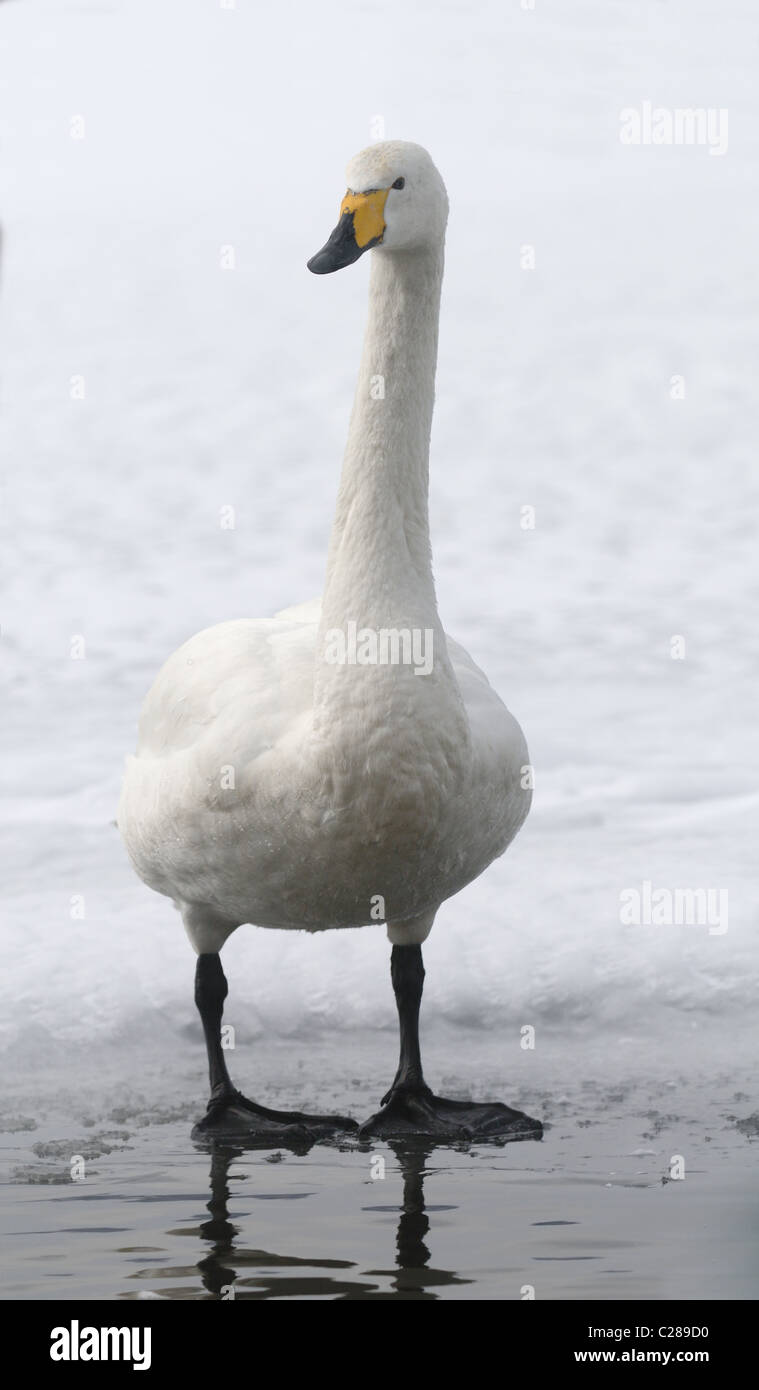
<box><xmin>1</xmin><ymin>0</ymin><xmax>757</xmax><ymax>1066</ymax></box>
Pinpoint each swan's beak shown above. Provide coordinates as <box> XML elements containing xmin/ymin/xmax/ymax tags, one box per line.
<box><xmin>307</xmin><ymin>188</ymin><xmax>389</xmax><ymax>274</ymax></box>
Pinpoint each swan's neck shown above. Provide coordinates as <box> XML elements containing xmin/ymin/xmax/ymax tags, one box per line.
<box><xmin>314</xmin><ymin>242</ymin><xmax>466</xmax><ymax>740</ymax></box>
<box><xmin>322</xmin><ymin>246</ymin><xmax>442</xmax><ymax>617</ymax></box>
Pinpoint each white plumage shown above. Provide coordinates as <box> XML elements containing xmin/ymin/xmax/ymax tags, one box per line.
<box><xmin>119</xmin><ymin>597</ymin><xmax>530</xmax><ymax>953</ymax></box>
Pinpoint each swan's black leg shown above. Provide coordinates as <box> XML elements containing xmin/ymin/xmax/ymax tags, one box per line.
<box><xmin>192</xmin><ymin>953</ymin><xmax>357</xmax><ymax>1143</ymax></box>
<box><xmin>385</xmin><ymin>945</ymin><xmax>428</xmax><ymax>1099</ymax></box>
<box><xmin>359</xmin><ymin>944</ymin><xmax>543</xmax><ymax>1143</ymax></box>
<box><xmin>195</xmin><ymin>953</ymin><xmax>235</xmax><ymax>1100</ymax></box>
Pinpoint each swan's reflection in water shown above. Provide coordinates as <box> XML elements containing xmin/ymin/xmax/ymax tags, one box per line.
<box><xmin>193</xmin><ymin>1141</ymin><xmax>369</xmax><ymax>1300</ymax></box>
<box><xmin>133</xmin><ymin>1139</ymin><xmax>486</xmax><ymax>1299</ymax></box>
<box><xmin>363</xmin><ymin>1140</ymin><xmax>472</xmax><ymax>1298</ymax></box>
<box><xmin>191</xmin><ymin>1140</ymin><xmax>471</xmax><ymax>1300</ymax></box>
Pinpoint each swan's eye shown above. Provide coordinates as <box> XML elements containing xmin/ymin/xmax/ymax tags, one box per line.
<box><xmin>392</xmin><ymin>177</ymin><xmax>405</xmax><ymax>190</ymax></box>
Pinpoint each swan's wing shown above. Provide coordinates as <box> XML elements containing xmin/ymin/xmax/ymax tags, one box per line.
<box><xmin>444</xmin><ymin>633</ymin><xmax>492</xmax><ymax>682</ymax></box>
<box><xmin>445</xmin><ymin>632</ymin><xmax>501</xmax><ymax>708</ymax></box>
<box><xmin>445</xmin><ymin>633</ymin><xmax>528</xmax><ymax>768</ymax></box>
<box><xmin>135</xmin><ymin>609</ymin><xmax>320</xmax><ymax>761</ymax></box>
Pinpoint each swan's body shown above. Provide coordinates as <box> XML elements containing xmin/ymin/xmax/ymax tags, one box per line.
<box><xmin>119</xmin><ymin>600</ymin><xmax>529</xmax><ymax>948</ymax></box>
<box><xmin>118</xmin><ymin>141</ymin><xmax>540</xmax><ymax>1143</ymax></box>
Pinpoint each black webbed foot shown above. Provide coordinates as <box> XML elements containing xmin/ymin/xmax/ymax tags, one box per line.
<box><xmin>359</xmin><ymin>1083</ymin><xmax>542</xmax><ymax>1142</ymax></box>
<box><xmin>193</xmin><ymin>1088</ymin><xmax>358</xmax><ymax>1145</ymax></box>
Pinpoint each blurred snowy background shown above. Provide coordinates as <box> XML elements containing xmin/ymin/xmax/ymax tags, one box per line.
<box><xmin>1</xmin><ymin>0</ymin><xmax>757</xmax><ymax>1079</ymax></box>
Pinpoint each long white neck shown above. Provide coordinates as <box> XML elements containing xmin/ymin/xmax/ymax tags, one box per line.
<box><xmin>313</xmin><ymin>243</ymin><xmax>468</xmax><ymax>748</ymax></box>
<box><xmin>322</xmin><ymin>245</ymin><xmax>442</xmax><ymax>619</ymax></box>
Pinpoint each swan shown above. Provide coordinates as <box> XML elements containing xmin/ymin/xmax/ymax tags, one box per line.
<box><xmin>118</xmin><ymin>141</ymin><xmax>541</xmax><ymax>1143</ymax></box>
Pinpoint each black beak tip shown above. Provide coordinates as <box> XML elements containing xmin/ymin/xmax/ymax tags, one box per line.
<box><xmin>307</xmin><ymin>211</ymin><xmax>366</xmax><ymax>275</ymax></box>
<box><xmin>307</xmin><ymin>251</ymin><xmax>334</xmax><ymax>275</ymax></box>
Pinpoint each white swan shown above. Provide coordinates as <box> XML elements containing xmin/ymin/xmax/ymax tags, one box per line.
<box><xmin>119</xmin><ymin>141</ymin><xmax>540</xmax><ymax>1142</ymax></box>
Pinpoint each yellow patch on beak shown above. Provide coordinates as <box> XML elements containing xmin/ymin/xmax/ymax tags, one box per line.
<box><xmin>340</xmin><ymin>188</ymin><xmax>390</xmax><ymax>248</ymax></box>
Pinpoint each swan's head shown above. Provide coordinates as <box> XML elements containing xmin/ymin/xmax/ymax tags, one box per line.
<box><xmin>307</xmin><ymin>140</ymin><xmax>448</xmax><ymax>274</ymax></box>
